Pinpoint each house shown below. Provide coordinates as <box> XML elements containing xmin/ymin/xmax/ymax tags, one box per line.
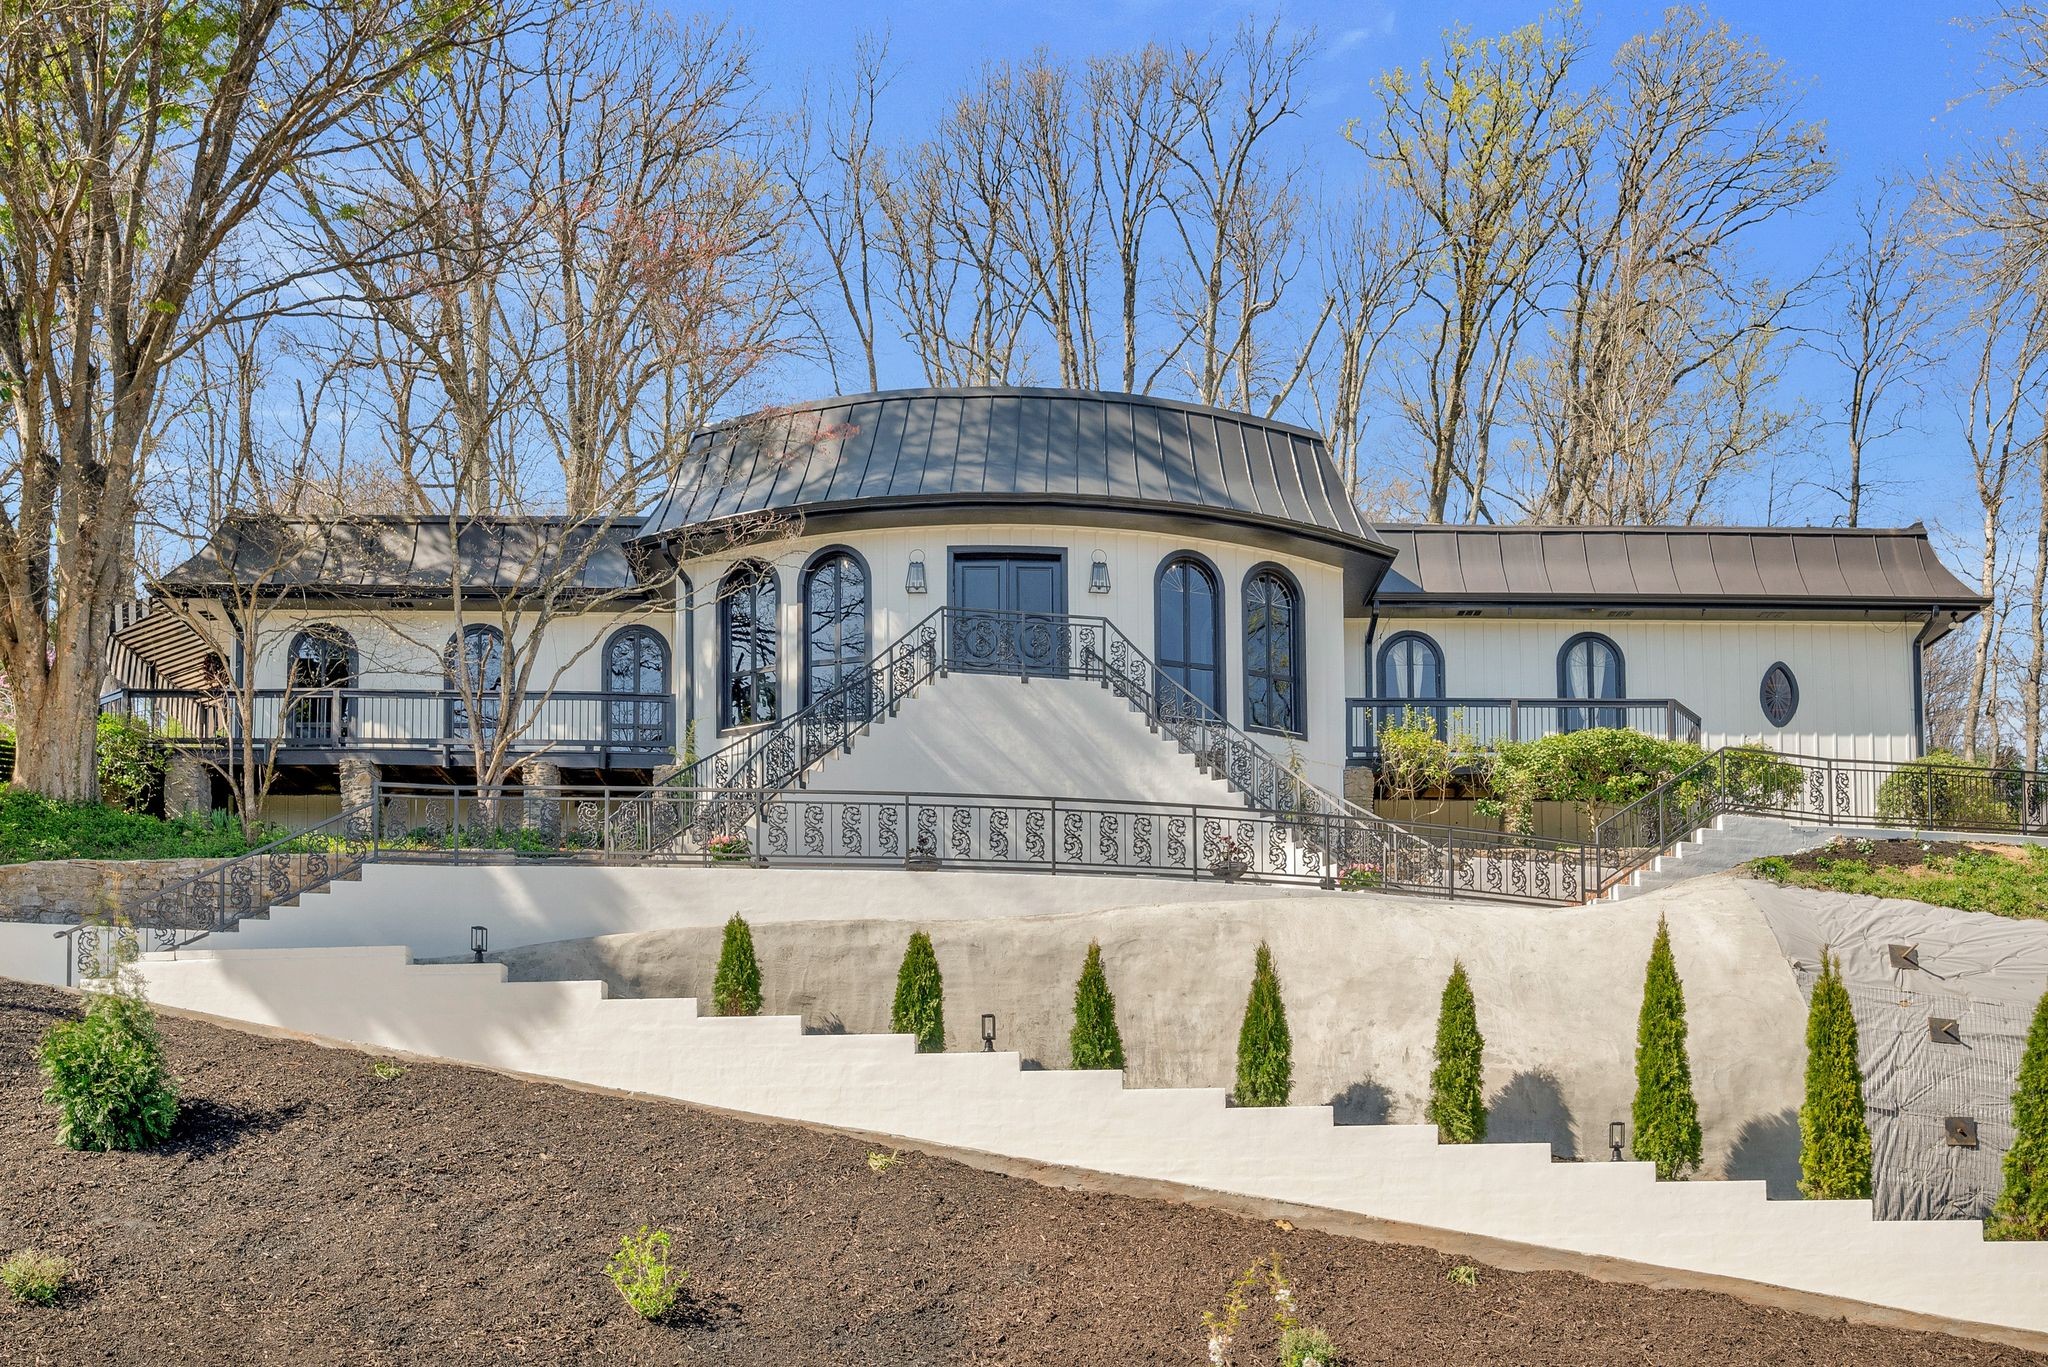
<box><xmin>103</xmin><ymin>387</ymin><xmax>1985</xmax><ymax>831</ymax></box>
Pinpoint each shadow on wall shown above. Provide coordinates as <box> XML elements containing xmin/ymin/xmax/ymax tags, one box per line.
<box><xmin>1725</xmin><ymin>1107</ymin><xmax>1802</xmax><ymax>1199</ymax></box>
<box><xmin>1489</xmin><ymin>1069</ymin><xmax>1578</xmax><ymax>1159</ymax></box>
<box><xmin>1329</xmin><ymin>1077</ymin><xmax>1393</xmax><ymax>1126</ymax></box>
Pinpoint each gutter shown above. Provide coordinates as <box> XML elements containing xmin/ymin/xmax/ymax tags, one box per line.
<box><xmin>1910</xmin><ymin>607</ymin><xmax>1953</xmax><ymax>759</ymax></box>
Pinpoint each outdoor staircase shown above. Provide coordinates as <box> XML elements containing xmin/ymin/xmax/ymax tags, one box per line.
<box><xmin>127</xmin><ymin>941</ymin><xmax>2048</xmax><ymax>1343</ymax></box>
<box><xmin>1602</xmin><ymin>815</ymin><xmax>1832</xmax><ymax>902</ymax></box>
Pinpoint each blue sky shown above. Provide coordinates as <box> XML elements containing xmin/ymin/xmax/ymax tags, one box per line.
<box><xmin>738</xmin><ymin>1</ymin><xmax>2015</xmax><ymax>543</ymax></box>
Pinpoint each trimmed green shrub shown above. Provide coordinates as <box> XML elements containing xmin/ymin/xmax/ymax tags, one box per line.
<box><xmin>1874</xmin><ymin>751</ymin><xmax>2016</xmax><ymax>829</ymax></box>
<box><xmin>1233</xmin><ymin>941</ymin><xmax>1292</xmax><ymax>1107</ymax></box>
<box><xmin>1</xmin><ymin>1250</ymin><xmax>70</xmax><ymax>1307</ymax></box>
<box><xmin>1278</xmin><ymin>1324</ymin><xmax>1340</xmax><ymax>1367</ymax></box>
<box><xmin>1426</xmin><ymin>961</ymin><xmax>1486</xmax><ymax>1144</ymax></box>
<box><xmin>713</xmin><ymin>914</ymin><xmax>763</xmax><ymax>1016</ymax></box>
<box><xmin>1991</xmin><ymin>986</ymin><xmax>2048</xmax><ymax>1239</ymax></box>
<box><xmin>891</xmin><ymin>930</ymin><xmax>945</xmax><ymax>1052</ymax></box>
<box><xmin>1069</xmin><ymin>941</ymin><xmax>1126</xmax><ymax>1070</ymax></box>
<box><xmin>606</xmin><ymin>1226</ymin><xmax>686</xmax><ymax>1320</ymax></box>
<box><xmin>1630</xmin><ymin>917</ymin><xmax>1702</xmax><ymax>1180</ymax></box>
<box><xmin>1799</xmin><ymin>949</ymin><xmax>1873</xmax><ymax>1201</ymax></box>
<box><xmin>0</xmin><ymin>789</ymin><xmax>258</xmax><ymax>865</ymax></box>
<box><xmin>39</xmin><ymin>985</ymin><xmax>180</xmax><ymax>1151</ymax></box>
<box><xmin>1474</xmin><ymin>728</ymin><xmax>1707</xmax><ymax>832</ymax></box>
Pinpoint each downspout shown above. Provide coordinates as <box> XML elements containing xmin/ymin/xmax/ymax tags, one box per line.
<box><xmin>1910</xmin><ymin>606</ymin><xmax>1945</xmax><ymax>759</ymax></box>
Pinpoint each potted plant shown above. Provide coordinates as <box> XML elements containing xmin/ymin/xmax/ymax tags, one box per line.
<box><xmin>1337</xmin><ymin>862</ymin><xmax>1381</xmax><ymax>891</ymax></box>
<box><xmin>1210</xmin><ymin>836</ymin><xmax>1251</xmax><ymax>882</ymax></box>
<box><xmin>706</xmin><ymin>832</ymin><xmax>752</xmax><ymax>865</ymax></box>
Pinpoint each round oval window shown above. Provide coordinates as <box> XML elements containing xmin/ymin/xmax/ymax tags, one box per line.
<box><xmin>1760</xmin><ymin>662</ymin><xmax>1798</xmax><ymax>728</ymax></box>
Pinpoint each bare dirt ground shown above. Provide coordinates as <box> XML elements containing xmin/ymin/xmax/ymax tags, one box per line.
<box><xmin>0</xmin><ymin>977</ymin><xmax>2039</xmax><ymax>1366</ymax></box>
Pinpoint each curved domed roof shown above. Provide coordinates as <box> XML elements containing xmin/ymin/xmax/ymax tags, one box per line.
<box><xmin>641</xmin><ymin>388</ymin><xmax>1389</xmax><ymax>578</ymax></box>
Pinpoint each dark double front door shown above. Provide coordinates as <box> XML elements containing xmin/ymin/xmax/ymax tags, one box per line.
<box><xmin>949</xmin><ymin>552</ymin><xmax>1066</xmax><ymax>676</ymax></box>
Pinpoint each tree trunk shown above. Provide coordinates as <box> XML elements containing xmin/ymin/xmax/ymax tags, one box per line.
<box><xmin>9</xmin><ymin>669</ymin><xmax>101</xmax><ymax>802</ymax></box>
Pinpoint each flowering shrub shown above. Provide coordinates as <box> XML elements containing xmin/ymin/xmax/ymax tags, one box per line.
<box><xmin>706</xmin><ymin>832</ymin><xmax>751</xmax><ymax>862</ymax></box>
<box><xmin>1336</xmin><ymin>863</ymin><xmax>1380</xmax><ymax>891</ymax></box>
<box><xmin>1211</xmin><ymin>836</ymin><xmax>1249</xmax><ymax>869</ymax></box>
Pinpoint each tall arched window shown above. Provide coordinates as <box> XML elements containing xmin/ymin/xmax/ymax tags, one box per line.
<box><xmin>1155</xmin><ymin>554</ymin><xmax>1222</xmax><ymax>717</ymax></box>
<box><xmin>286</xmin><ymin>625</ymin><xmax>356</xmax><ymax>743</ymax></box>
<box><xmin>720</xmin><ymin>560</ymin><xmax>780</xmax><ymax>727</ymax></box>
<box><xmin>802</xmin><ymin>548</ymin><xmax>870</xmax><ymax>706</ymax></box>
<box><xmin>604</xmin><ymin>626</ymin><xmax>671</xmax><ymax>749</ymax></box>
<box><xmin>445</xmin><ymin>624</ymin><xmax>506</xmax><ymax>742</ymax></box>
<box><xmin>1376</xmin><ymin>631</ymin><xmax>1444</xmax><ymax>701</ymax></box>
<box><xmin>1243</xmin><ymin>566</ymin><xmax>1304</xmax><ymax>737</ymax></box>
<box><xmin>1558</xmin><ymin>632</ymin><xmax>1625</xmax><ymax>731</ymax></box>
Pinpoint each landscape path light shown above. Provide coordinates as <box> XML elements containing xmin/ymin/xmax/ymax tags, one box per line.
<box><xmin>1609</xmin><ymin>1120</ymin><xmax>1626</xmax><ymax>1162</ymax></box>
<box><xmin>981</xmin><ymin>1013</ymin><xmax>997</xmax><ymax>1052</ymax></box>
<box><xmin>471</xmin><ymin>925</ymin><xmax>489</xmax><ymax>963</ymax></box>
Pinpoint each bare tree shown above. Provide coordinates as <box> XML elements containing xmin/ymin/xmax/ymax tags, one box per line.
<box><xmin>0</xmin><ymin>0</ymin><xmax>494</xmax><ymax>801</ymax></box>
<box><xmin>1308</xmin><ymin>195</ymin><xmax>1421</xmax><ymax>502</ymax></box>
<box><xmin>1361</xmin><ymin>6</ymin><xmax>1592</xmax><ymax>520</ymax></box>
<box><xmin>1819</xmin><ymin>180</ymin><xmax>1937</xmax><ymax>526</ymax></box>
<box><xmin>1088</xmin><ymin>45</ymin><xmax>1197</xmax><ymax>393</ymax></box>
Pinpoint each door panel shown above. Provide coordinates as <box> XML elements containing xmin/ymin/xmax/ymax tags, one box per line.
<box><xmin>949</xmin><ymin>553</ymin><xmax>1066</xmax><ymax>675</ymax></box>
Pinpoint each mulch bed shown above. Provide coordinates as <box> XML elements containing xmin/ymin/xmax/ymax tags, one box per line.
<box><xmin>1772</xmin><ymin>838</ymin><xmax>2027</xmax><ymax>874</ymax></box>
<box><xmin>1</xmin><ymin>978</ymin><xmax>2040</xmax><ymax>1366</ymax></box>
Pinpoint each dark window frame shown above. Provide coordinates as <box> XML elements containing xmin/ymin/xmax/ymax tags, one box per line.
<box><xmin>284</xmin><ymin>625</ymin><xmax>358</xmax><ymax>743</ymax></box>
<box><xmin>443</xmin><ymin>622</ymin><xmax>508</xmax><ymax>743</ymax></box>
<box><xmin>1760</xmin><ymin>660</ymin><xmax>1799</xmax><ymax>728</ymax></box>
<box><xmin>1557</xmin><ymin>631</ymin><xmax>1626</xmax><ymax>731</ymax></box>
<box><xmin>719</xmin><ymin>559</ymin><xmax>781</xmax><ymax>730</ymax></box>
<box><xmin>1241</xmin><ymin>562</ymin><xmax>1306</xmax><ymax>739</ymax></box>
<box><xmin>1154</xmin><ymin>551</ymin><xmax>1225</xmax><ymax>718</ymax></box>
<box><xmin>799</xmin><ymin>545</ymin><xmax>873</xmax><ymax>707</ymax></box>
<box><xmin>602</xmin><ymin>624</ymin><xmax>672</xmax><ymax>750</ymax></box>
<box><xmin>1375</xmin><ymin>630</ymin><xmax>1446</xmax><ymax>700</ymax></box>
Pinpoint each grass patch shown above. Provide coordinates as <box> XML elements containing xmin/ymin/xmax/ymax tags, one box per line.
<box><xmin>1747</xmin><ymin>839</ymin><xmax>2048</xmax><ymax>920</ymax></box>
<box><xmin>0</xmin><ymin>789</ymin><xmax>259</xmax><ymax>865</ymax></box>
<box><xmin>1</xmin><ymin>1250</ymin><xmax>71</xmax><ymax>1306</ymax></box>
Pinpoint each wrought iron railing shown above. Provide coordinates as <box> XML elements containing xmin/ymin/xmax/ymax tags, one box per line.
<box><xmin>1346</xmin><ymin>696</ymin><xmax>1703</xmax><ymax>764</ymax></box>
<box><xmin>101</xmin><ymin>687</ymin><xmax>675</xmax><ymax>756</ymax></box>
<box><xmin>58</xmin><ymin>801</ymin><xmax>378</xmax><ymax>982</ymax></box>
<box><xmin>376</xmin><ymin>780</ymin><xmax>1594</xmax><ymax>905</ymax></box>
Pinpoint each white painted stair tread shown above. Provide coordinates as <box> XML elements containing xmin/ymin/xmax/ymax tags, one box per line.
<box><xmin>131</xmin><ymin>944</ymin><xmax>2048</xmax><ymax>1340</ymax></box>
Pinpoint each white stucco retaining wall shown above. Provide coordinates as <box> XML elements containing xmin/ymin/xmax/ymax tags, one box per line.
<box><xmin>128</xmin><ymin>942</ymin><xmax>2048</xmax><ymax>1342</ymax></box>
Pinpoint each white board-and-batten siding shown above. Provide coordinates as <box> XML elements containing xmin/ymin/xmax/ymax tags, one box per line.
<box><xmin>1344</xmin><ymin>615</ymin><xmax>1923</xmax><ymax>763</ymax></box>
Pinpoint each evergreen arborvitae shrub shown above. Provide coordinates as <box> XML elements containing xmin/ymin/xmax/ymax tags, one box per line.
<box><xmin>38</xmin><ymin>984</ymin><xmax>180</xmax><ymax>1151</ymax></box>
<box><xmin>1069</xmin><ymin>941</ymin><xmax>1127</xmax><ymax>1070</ymax></box>
<box><xmin>712</xmin><ymin>914</ymin><xmax>763</xmax><ymax>1017</ymax></box>
<box><xmin>1426</xmin><ymin>960</ymin><xmax>1486</xmax><ymax>1144</ymax></box>
<box><xmin>1991</xmin><ymin>986</ymin><xmax>2048</xmax><ymax>1238</ymax></box>
<box><xmin>1799</xmin><ymin>949</ymin><xmax>1873</xmax><ymax>1202</ymax></box>
<box><xmin>891</xmin><ymin>931</ymin><xmax>946</xmax><ymax>1052</ymax></box>
<box><xmin>1233</xmin><ymin>941</ymin><xmax>1292</xmax><ymax>1107</ymax></box>
<box><xmin>1630</xmin><ymin>916</ymin><xmax>1703</xmax><ymax>1180</ymax></box>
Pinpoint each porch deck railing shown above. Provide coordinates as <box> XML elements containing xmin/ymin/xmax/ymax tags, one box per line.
<box><xmin>100</xmin><ymin>687</ymin><xmax>675</xmax><ymax>758</ymax></box>
<box><xmin>1346</xmin><ymin>696</ymin><xmax>1703</xmax><ymax>764</ymax></box>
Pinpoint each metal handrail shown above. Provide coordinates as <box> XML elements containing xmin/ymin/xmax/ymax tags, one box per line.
<box><xmin>1347</xmin><ymin>696</ymin><xmax>1704</xmax><ymax>762</ymax></box>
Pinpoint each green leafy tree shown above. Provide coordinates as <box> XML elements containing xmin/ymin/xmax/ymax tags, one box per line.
<box><xmin>1799</xmin><ymin>949</ymin><xmax>1873</xmax><ymax>1201</ymax></box>
<box><xmin>1991</xmin><ymin>986</ymin><xmax>2048</xmax><ymax>1238</ymax></box>
<box><xmin>39</xmin><ymin>983</ymin><xmax>180</xmax><ymax>1151</ymax></box>
<box><xmin>1426</xmin><ymin>960</ymin><xmax>1487</xmax><ymax>1143</ymax></box>
<box><xmin>1069</xmin><ymin>941</ymin><xmax>1127</xmax><ymax>1070</ymax></box>
<box><xmin>1631</xmin><ymin>916</ymin><xmax>1703</xmax><ymax>1179</ymax></box>
<box><xmin>712</xmin><ymin>914</ymin><xmax>762</xmax><ymax>1017</ymax></box>
<box><xmin>1234</xmin><ymin>941</ymin><xmax>1292</xmax><ymax>1107</ymax></box>
<box><xmin>891</xmin><ymin>931</ymin><xmax>945</xmax><ymax>1052</ymax></box>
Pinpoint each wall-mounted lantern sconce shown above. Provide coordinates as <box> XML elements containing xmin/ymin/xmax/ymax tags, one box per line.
<box><xmin>980</xmin><ymin>1013</ymin><xmax>997</xmax><ymax>1052</ymax></box>
<box><xmin>1608</xmin><ymin>1120</ymin><xmax>1626</xmax><ymax>1162</ymax></box>
<box><xmin>906</xmin><ymin>550</ymin><xmax>928</xmax><ymax>594</ymax></box>
<box><xmin>1089</xmin><ymin>550</ymin><xmax>1111</xmax><ymax>594</ymax></box>
<box><xmin>471</xmin><ymin>925</ymin><xmax>489</xmax><ymax>963</ymax></box>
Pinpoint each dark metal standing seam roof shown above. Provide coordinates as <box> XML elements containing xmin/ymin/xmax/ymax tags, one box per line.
<box><xmin>639</xmin><ymin>387</ymin><xmax>1385</xmax><ymax>555</ymax></box>
<box><xmin>1373</xmin><ymin>525</ymin><xmax>1988</xmax><ymax>611</ymax></box>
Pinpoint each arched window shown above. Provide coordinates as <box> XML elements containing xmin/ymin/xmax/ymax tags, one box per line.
<box><xmin>1155</xmin><ymin>554</ymin><xmax>1222</xmax><ymax>717</ymax></box>
<box><xmin>445</xmin><ymin>624</ymin><xmax>506</xmax><ymax>743</ymax></box>
<box><xmin>1558</xmin><ymin>632</ymin><xmax>1625</xmax><ymax>731</ymax></box>
<box><xmin>604</xmin><ymin>626</ymin><xmax>671</xmax><ymax>750</ymax></box>
<box><xmin>1243</xmin><ymin>566</ymin><xmax>1304</xmax><ymax>737</ymax></box>
<box><xmin>802</xmin><ymin>548</ymin><xmax>870</xmax><ymax>706</ymax></box>
<box><xmin>720</xmin><ymin>560</ymin><xmax>780</xmax><ymax>728</ymax></box>
<box><xmin>285</xmin><ymin>625</ymin><xmax>356</xmax><ymax>743</ymax></box>
<box><xmin>1376</xmin><ymin>631</ymin><xmax>1444</xmax><ymax>701</ymax></box>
